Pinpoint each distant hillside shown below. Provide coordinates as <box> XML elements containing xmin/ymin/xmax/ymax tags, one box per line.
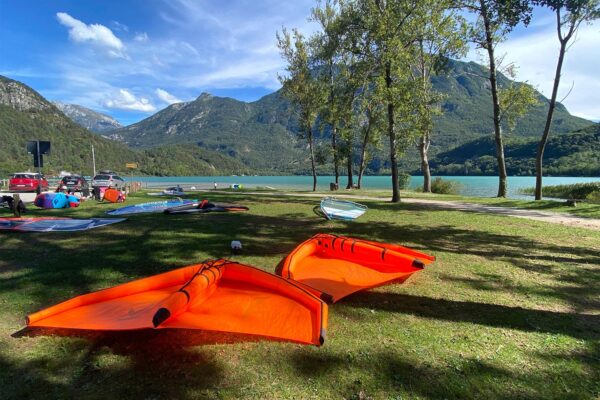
<box><xmin>0</xmin><ymin>76</ymin><xmax>250</xmax><ymax>177</ymax></box>
<box><xmin>107</xmin><ymin>59</ymin><xmax>592</xmax><ymax>175</ymax></box>
<box><xmin>114</xmin><ymin>92</ymin><xmax>306</xmax><ymax>173</ymax></box>
<box><xmin>53</xmin><ymin>102</ymin><xmax>122</xmax><ymax>133</ymax></box>
<box><xmin>430</xmin><ymin>124</ymin><xmax>600</xmax><ymax>176</ymax></box>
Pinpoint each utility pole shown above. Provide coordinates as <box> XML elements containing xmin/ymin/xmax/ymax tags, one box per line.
<box><xmin>36</xmin><ymin>141</ymin><xmax>41</xmax><ymax>175</ymax></box>
<box><xmin>91</xmin><ymin>144</ymin><xmax>96</xmax><ymax>177</ymax></box>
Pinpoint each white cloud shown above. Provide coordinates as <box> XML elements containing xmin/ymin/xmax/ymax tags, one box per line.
<box><xmin>105</xmin><ymin>89</ymin><xmax>156</xmax><ymax>112</ymax></box>
<box><xmin>134</xmin><ymin>32</ymin><xmax>149</xmax><ymax>42</ymax></box>
<box><xmin>111</xmin><ymin>21</ymin><xmax>129</xmax><ymax>32</ymax></box>
<box><xmin>56</xmin><ymin>12</ymin><xmax>127</xmax><ymax>58</ymax></box>
<box><xmin>155</xmin><ymin>88</ymin><xmax>182</xmax><ymax>104</ymax></box>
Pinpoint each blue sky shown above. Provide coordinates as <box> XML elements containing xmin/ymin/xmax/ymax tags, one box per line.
<box><xmin>1</xmin><ymin>0</ymin><xmax>598</xmax><ymax>125</ymax></box>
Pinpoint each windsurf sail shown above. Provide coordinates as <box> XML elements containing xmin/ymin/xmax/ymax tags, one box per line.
<box><xmin>320</xmin><ymin>197</ymin><xmax>367</xmax><ymax>220</ymax></box>
<box><xmin>276</xmin><ymin>234</ymin><xmax>435</xmax><ymax>303</ymax></box>
<box><xmin>26</xmin><ymin>259</ymin><xmax>327</xmax><ymax>346</ymax></box>
<box><xmin>164</xmin><ymin>200</ymin><xmax>249</xmax><ymax>214</ymax></box>
<box><xmin>0</xmin><ymin>217</ymin><xmax>126</xmax><ymax>232</ymax></box>
<box><xmin>107</xmin><ymin>199</ymin><xmax>194</xmax><ymax>216</ymax></box>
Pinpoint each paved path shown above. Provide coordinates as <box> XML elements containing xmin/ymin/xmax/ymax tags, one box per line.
<box><xmin>209</xmin><ymin>190</ymin><xmax>600</xmax><ymax>231</ymax></box>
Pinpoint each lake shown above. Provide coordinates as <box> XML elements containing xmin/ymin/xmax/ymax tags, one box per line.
<box><xmin>128</xmin><ymin>175</ymin><xmax>600</xmax><ymax>199</ymax></box>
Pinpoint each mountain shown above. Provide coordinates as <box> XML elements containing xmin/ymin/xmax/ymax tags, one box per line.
<box><xmin>52</xmin><ymin>102</ymin><xmax>122</xmax><ymax>133</ymax></box>
<box><xmin>114</xmin><ymin>92</ymin><xmax>306</xmax><ymax>173</ymax></box>
<box><xmin>430</xmin><ymin>124</ymin><xmax>600</xmax><ymax>176</ymax></box>
<box><xmin>110</xmin><ymin>59</ymin><xmax>593</xmax><ymax>175</ymax></box>
<box><xmin>0</xmin><ymin>76</ymin><xmax>248</xmax><ymax>177</ymax></box>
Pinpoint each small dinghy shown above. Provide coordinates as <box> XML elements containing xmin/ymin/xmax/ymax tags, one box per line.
<box><xmin>0</xmin><ymin>217</ymin><xmax>126</xmax><ymax>232</ymax></box>
<box><xmin>320</xmin><ymin>197</ymin><xmax>367</xmax><ymax>220</ymax></box>
<box><xmin>276</xmin><ymin>234</ymin><xmax>435</xmax><ymax>303</ymax></box>
<box><xmin>107</xmin><ymin>199</ymin><xmax>195</xmax><ymax>216</ymax></box>
<box><xmin>26</xmin><ymin>259</ymin><xmax>327</xmax><ymax>346</ymax></box>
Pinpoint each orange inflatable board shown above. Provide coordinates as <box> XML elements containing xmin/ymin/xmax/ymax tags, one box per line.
<box><xmin>27</xmin><ymin>260</ymin><xmax>327</xmax><ymax>346</ymax></box>
<box><xmin>277</xmin><ymin>234</ymin><xmax>435</xmax><ymax>303</ymax></box>
<box><xmin>103</xmin><ymin>188</ymin><xmax>125</xmax><ymax>203</ymax></box>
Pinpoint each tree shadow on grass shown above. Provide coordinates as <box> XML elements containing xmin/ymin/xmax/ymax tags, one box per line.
<box><xmin>2</xmin><ymin>329</ymin><xmax>230</xmax><ymax>400</ymax></box>
<box><xmin>284</xmin><ymin>345</ymin><xmax>599</xmax><ymax>400</ymax></box>
<box><xmin>339</xmin><ymin>291</ymin><xmax>600</xmax><ymax>340</ymax></box>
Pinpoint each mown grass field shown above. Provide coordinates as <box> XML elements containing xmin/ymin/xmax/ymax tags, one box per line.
<box><xmin>1</xmin><ymin>192</ymin><xmax>599</xmax><ymax>399</ymax></box>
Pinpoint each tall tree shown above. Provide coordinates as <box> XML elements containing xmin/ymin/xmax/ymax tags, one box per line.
<box><xmin>312</xmin><ymin>1</ymin><xmax>343</xmax><ymax>184</ymax></box>
<box><xmin>355</xmin><ymin>91</ymin><xmax>384</xmax><ymax>188</ymax></box>
<box><xmin>277</xmin><ymin>29</ymin><xmax>324</xmax><ymax>191</ymax></box>
<box><xmin>464</xmin><ymin>0</ymin><xmax>533</xmax><ymax>197</ymax></box>
<box><xmin>340</xmin><ymin>0</ymin><xmax>422</xmax><ymax>202</ymax></box>
<box><xmin>410</xmin><ymin>1</ymin><xmax>467</xmax><ymax>192</ymax></box>
<box><xmin>534</xmin><ymin>0</ymin><xmax>599</xmax><ymax>200</ymax></box>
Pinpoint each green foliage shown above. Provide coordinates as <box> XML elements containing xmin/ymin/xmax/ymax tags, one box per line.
<box><xmin>430</xmin><ymin>125</ymin><xmax>600</xmax><ymax>176</ymax></box>
<box><xmin>520</xmin><ymin>182</ymin><xmax>600</xmax><ymax>200</ymax></box>
<box><xmin>398</xmin><ymin>172</ymin><xmax>411</xmax><ymax>189</ymax></box>
<box><xmin>430</xmin><ymin>176</ymin><xmax>462</xmax><ymax>194</ymax></box>
<box><xmin>498</xmin><ymin>65</ymin><xmax>540</xmax><ymax>133</ymax></box>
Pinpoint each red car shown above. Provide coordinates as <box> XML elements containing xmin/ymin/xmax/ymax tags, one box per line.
<box><xmin>9</xmin><ymin>172</ymin><xmax>49</xmax><ymax>193</ymax></box>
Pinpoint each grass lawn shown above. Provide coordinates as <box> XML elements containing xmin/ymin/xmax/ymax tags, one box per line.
<box><xmin>1</xmin><ymin>192</ymin><xmax>599</xmax><ymax>399</ymax></box>
<box><xmin>301</xmin><ymin>188</ymin><xmax>600</xmax><ymax>219</ymax></box>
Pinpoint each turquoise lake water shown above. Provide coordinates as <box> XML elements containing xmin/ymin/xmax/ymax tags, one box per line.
<box><xmin>128</xmin><ymin>175</ymin><xmax>600</xmax><ymax>199</ymax></box>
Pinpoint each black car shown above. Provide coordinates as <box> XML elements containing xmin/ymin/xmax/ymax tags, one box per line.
<box><xmin>59</xmin><ymin>175</ymin><xmax>90</xmax><ymax>196</ymax></box>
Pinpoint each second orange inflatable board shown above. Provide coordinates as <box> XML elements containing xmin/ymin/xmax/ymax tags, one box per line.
<box><xmin>277</xmin><ymin>234</ymin><xmax>435</xmax><ymax>303</ymax></box>
<box><xmin>27</xmin><ymin>260</ymin><xmax>327</xmax><ymax>346</ymax></box>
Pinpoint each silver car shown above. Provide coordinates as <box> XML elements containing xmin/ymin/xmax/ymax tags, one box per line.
<box><xmin>91</xmin><ymin>172</ymin><xmax>125</xmax><ymax>190</ymax></box>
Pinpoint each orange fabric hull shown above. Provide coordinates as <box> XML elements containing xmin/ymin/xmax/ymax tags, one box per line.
<box><xmin>27</xmin><ymin>260</ymin><xmax>327</xmax><ymax>346</ymax></box>
<box><xmin>277</xmin><ymin>234</ymin><xmax>435</xmax><ymax>303</ymax></box>
<box><xmin>103</xmin><ymin>188</ymin><xmax>123</xmax><ymax>203</ymax></box>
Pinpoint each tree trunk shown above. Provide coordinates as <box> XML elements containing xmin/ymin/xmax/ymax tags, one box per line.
<box><xmin>417</xmin><ymin>39</ymin><xmax>432</xmax><ymax>194</ymax></box>
<box><xmin>357</xmin><ymin>120</ymin><xmax>372</xmax><ymax>190</ymax></box>
<box><xmin>385</xmin><ymin>64</ymin><xmax>400</xmax><ymax>203</ymax></box>
<box><xmin>481</xmin><ymin>0</ymin><xmax>507</xmax><ymax>198</ymax></box>
<box><xmin>328</xmin><ymin>62</ymin><xmax>339</xmax><ymax>185</ymax></box>
<box><xmin>536</xmin><ymin>37</ymin><xmax>567</xmax><ymax>200</ymax></box>
<box><xmin>332</xmin><ymin>125</ymin><xmax>339</xmax><ymax>184</ymax></box>
<box><xmin>346</xmin><ymin>154</ymin><xmax>354</xmax><ymax>189</ymax></box>
<box><xmin>420</xmin><ymin>133</ymin><xmax>431</xmax><ymax>192</ymax></box>
<box><xmin>308</xmin><ymin>126</ymin><xmax>317</xmax><ymax>192</ymax></box>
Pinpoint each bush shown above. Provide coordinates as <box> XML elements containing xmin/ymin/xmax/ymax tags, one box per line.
<box><xmin>431</xmin><ymin>177</ymin><xmax>462</xmax><ymax>195</ymax></box>
<box><xmin>398</xmin><ymin>172</ymin><xmax>411</xmax><ymax>190</ymax></box>
<box><xmin>520</xmin><ymin>182</ymin><xmax>600</xmax><ymax>200</ymax></box>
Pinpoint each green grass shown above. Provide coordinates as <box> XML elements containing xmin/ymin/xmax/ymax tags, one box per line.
<box><xmin>276</xmin><ymin>188</ymin><xmax>600</xmax><ymax>219</ymax></box>
<box><xmin>1</xmin><ymin>192</ymin><xmax>599</xmax><ymax>399</ymax></box>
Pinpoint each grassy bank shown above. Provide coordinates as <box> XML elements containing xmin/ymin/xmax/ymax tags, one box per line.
<box><xmin>1</xmin><ymin>192</ymin><xmax>599</xmax><ymax>399</ymax></box>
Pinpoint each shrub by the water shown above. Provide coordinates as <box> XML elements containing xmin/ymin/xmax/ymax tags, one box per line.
<box><xmin>520</xmin><ymin>182</ymin><xmax>600</xmax><ymax>201</ymax></box>
<box><xmin>431</xmin><ymin>177</ymin><xmax>462</xmax><ymax>194</ymax></box>
<box><xmin>398</xmin><ymin>172</ymin><xmax>411</xmax><ymax>190</ymax></box>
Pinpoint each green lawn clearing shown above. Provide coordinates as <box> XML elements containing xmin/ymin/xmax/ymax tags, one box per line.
<box><xmin>1</xmin><ymin>192</ymin><xmax>598</xmax><ymax>399</ymax></box>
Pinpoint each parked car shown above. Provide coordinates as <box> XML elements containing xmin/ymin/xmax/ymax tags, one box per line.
<box><xmin>91</xmin><ymin>171</ymin><xmax>126</xmax><ymax>190</ymax></box>
<box><xmin>9</xmin><ymin>172</ymin><xmax>49</xmax><ymax>193</ymax></box>
<box><xmin>59</xmin><ymin>175</ymin><xmax>90</xmax><ymax>195</ymax></box>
